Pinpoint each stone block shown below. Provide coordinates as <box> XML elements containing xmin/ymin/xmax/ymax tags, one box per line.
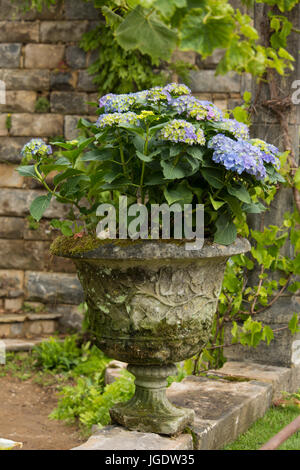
<box><xmin>0</xmin><ymin>91</ymin><xmax>37</xmax><ymax>113</ymax></box>
<box><xmin>50</xmin><ymin>92</ymin><xmax>88</xmax><ymax>114</ymax></box>
<box><xmin>0</xmin><ymin>188</ymin><xmax>70</xmax><ymax>218</ymax></box>
<box><xmin>0</xmin><ymin>323</ymin><xmax>11</xmax><ymax>338</ymax></box>
<box><xmin>0</xmin><ymin>217</ymin><xmax>25</xmax><ymax>239</ymax></box>
<box><xmin>40</xmin><ymin>21</ymin><xmax>89</xmax><ymax>43</ymax></box>
<box><xmin>77</xmin><ymin>71</ymin><xmax>98</xmax><ymax>92</ymax></box>
<box><xmin>45</xmin><ymin>253</ymin><xmax>77</xmax><ymax>274</ymax></box>
<box><xmin>11</xmin><ymin>114</ymin><xmax>64</xmax><ymax>137</ymax></box>
<box><xmin>0</xmin><ymin>163</ymin><xmax>24</xmax><ymax>188</ymax></box>
<box><xmin>215</xmin><ymin>361</ymin><xmax>297</xmax><ymax>400</ymax></box>
<box><xmin>0</xmin><ymin>0</ymin><xmax>64</xmax><ymax>21</ymax></box>
<box><xmin>171</xmin><ymin>49</ymin><xmax>197</xmax><ymax>65</ymax></box>
<box><xmin>167</xmin><ymin>376</ymin><xmax>272</xmax><ymax>450</ymax></box>
<box><xmin>0</xmin><ymin>69</ymin><xmax>50</xmax><ymax>91</ymax></box>
<box><xmin>50</xmin><ymin>71</ymin><xmax>77</xmax><ymax>91</ymax></box>
<box><xmin>51</xmin><ymin>303</ymin><xmax>84</xmax><ymax>332</ymax></box>
<box><xmin>24</xmin><ymin>44</ymin><xmax>65</xmax><ymax>69</ymax></box>
<box><xmin>0</xmin><ymin>137</ymin><xmax>29</xmax><ymax>163</ymax></box>
<box><xmin>64</xmin><ymin>115</ymin><xmax>96</xmax><ymax>140</ymax></box>
<box><xmin>224</xmin><ymin>296</ymin><xmax>300</xmax><ymax>368</ymax></box>
<box><xmin>0</xmin><ymin>269</ymin><xmax>24</xmax><ymax>295</ymax></box>
<box><xmin>190</xmin><ymin>70</ymin><xmax>241</xmax><ymax>93</ymax></box>
<box><xmin>66</xmin><ymin>46</ymin><xmax>87</xmax><ymax>69</ymax></box>
<box><xmin>196</xmin><ymin>48</ymin><xmax>225</xmax><ymax>69</ymax></box>
<box><xmin>9</xmin><ymin>323</ymin><xmax>23</xmax><ymax>337</ymax></box>
<box><xmin>72</xmin><ymin>425</ymin><xmax>193</xmax><ymax>451</ymax></box>
<box><xmin>0</xmin><ymin>114</ymin><xmax>9</xmax><ymax>136</ymax></box>
<box><xmin>65</xmin><ymin>0</ymin><xmax>100</xmax><ymax>20</ymax></box>
<box><xmin>4</xmin><ymin>298</ymin><xmax>23</xmax><ymax>312</ymax></box>
<box><xmin>0</xmin><ymin>44</ymin><xmax>21</xmax><ymax>68</ymax></box>
<box><xmin>0</xmin><ymin>240</ymin><xmax>49</xmax><ymax>270</ymax></box>
<box><xmin>0</xmin><ymin>21</ymin><xmax>39</xmax><ymax>43</ymax></box>
<box><xmin>87</xmin><ymin>93</ymin><xmax>99</xmax><ymax>115</ymax></box>
<box><xmin>25</xmin><ymin>271</ymin><xmax>84</xmax><ymax>304</ymax></box>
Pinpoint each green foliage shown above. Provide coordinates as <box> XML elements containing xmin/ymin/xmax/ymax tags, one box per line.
<box><xmin>32</xmin><ymin>336</ymin><xmax>89</xmax><ymax>372</ymax></box>
<box><xmin>80</xmin><ymin>22</ymin><xmax>166</xmax><ymax>94</ymax></box>
<box><xmin>11</xmin><ymin>0</ymin><xmax>56</xmax><ymax>11</ymax></box>
<box><xmin>50</xmin><ymin>370</ymin><xmax>135</xmax><ymax>431</ymax></box>
<box><xmin>35</xmin><ymin>97</ymin><xmax>50</xmax><ymax>113</ymax></box>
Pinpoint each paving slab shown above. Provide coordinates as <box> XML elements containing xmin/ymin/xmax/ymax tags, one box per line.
<box><xmin>214</xmin><ymin>361</ymin><xmax>296</xmax><ymax>399</ymax></box>
<box><xmin>72</xmin><ymin>425</ymin><xmax>193</xmax><ymax>450</ymax></box>
<box><xmin>167</xmin><ymin>376</ymin><xmax>272</xmax><ymax>450</ymax></box>
<box><xmin>72</xmin><ymin>374</ymin><xmax>272</xmax><ymax>450</ymax></box>
<box><xmin>1</xmin><ymin>337</ymin><xmax>51</xmax><ymax>351</ymax></box>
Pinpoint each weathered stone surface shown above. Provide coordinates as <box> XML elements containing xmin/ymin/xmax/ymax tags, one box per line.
<box><xmin>0</xmin><ymin>137</ymin><xmax>29</xmax><ymax>163</ymax></box>
<box><xmin>190</xmin><ymin>70</ymin><xmax>241</xmax><ymax>93</ymax></box>
<box><xmin>0</xmin><ymin>44</ymin><xmax>21</xmax><ymax>68</ymax></box>
<box><xmin>66</xmin><ymin>46</ymin><xmax>87</xmax><ymax>69</ymax></box>
<box><xmin>196</xmin><ymin>48</ymin><xmax>225</xmax><ymax>69</ymax></box>
<box><xmin>11</xmin><ymin>113</ymin><xmax>64</xmax><ymax>136</ymax></box>
<box><xmin>24</xmin><ymin>219</ymin><xmax>53</xmax><ymax>241</ymax></box>
<box><xmin>0</xmin><ymin>188</ymin><xmax>70</xmax><ymax>218</ymax></box>
<box><xmin>0</xmin><ymin>0</ymin><xmax>64</xmax><ymax>21</ymax></box>
<box><xmin>0</xmin><ymin>91</ymin><xmax>37</xmax><ymax>113</ymax></box>
<box><xmin>224</xmin><ymin>296</ymin><xmax>300</xmax><ymax>367</ymax></box>
<box><xmin>77</xmin><ymin>71</ymin><xmax>98</xmax><ymax>92</ymax></box>
<box><xmin>215</xmin><ymin>361</ymin><xmax>297</xmax><ymax>400</ymax></box>
<box><xmin>65</xmin><ymin>0</ymin><xmax>100</xmax><ymax>20</ymax></box>
<box><xmin>50</xmin><ymin>92</ymin><xmax>88</xmax><ymax>114</ymax></box>
<box><xmin>0</xmin><ymin>114</ymin><xmax>8</xmax><ymax>136</ymax></box>
<box><xmin>40</xmin><ymin>21</ymin><xmax>89</xmax><ymax>43</ymax></box>
<box><xmin>53</xmin><ymin>303</ymin><xmax>84</xmax><ymax>332</ymax></box>
<box><xmin>0</xmin><ymin>217</ymin><xmax>25</xmax><ymax>239</ymax></box>
<box><xmin>0</xmin><ymin>269</ymin><xmax>24</xmax><ymax>297</ymax></box>
<box><xmin>2</xmin><ymin>337</ymin><xmax>49</xmax><ymax>351</ymax></box>
<box><xmin>72</xmin><ymin>425</ymin><xmax>193</xmax><ymax>451</ymax></box>
<box><xmin>167</xmin><ymin>376</ymin><xmax>272</xmax><ymax>450</ymax></box>
<box><xmin>0</xmin><ymin>239</ymin><xmax>49</xmax><ymax>270</ymax></box>
<box><xmin>88</xmin><ymin>93</ymin><xmax>99</xmax><ymax>115</ymax></box>
<box><xmin>4</xmin><ymin>298</ymin><xmax>23</xmax><ymax>311</ymax></box>
<box><xmin>50</xmin><ymin>71</ymin><xmax>77</xmax><ymax>91</ymax></box>
<box><xmin>64</xmin><ymin>115</ymin><xmax>97</xmax><ymax>140</ymax></box>
<box><xmin>105</xmin><ymin>360</ymin><xmax>127</xmax><ymax>385</ymax></box>
<box><xmin>25</xmin><ymin>271</ymin><xmax>84</xmax><ymax>304</ymax></box>
<box><xmin>171</xmin><ymin>49</ymin><xmax>197</xmax><ymax>65</ymax></box>
<box><xmin>0</xmin><ymin>69</ymin><xmax>50</xmax><ymax>90</ymax></box>
<box><xmin>0</xmin><ymin>21</ymin><xmax>39</xmax><ymax>43</ymax></box>
<box><xmin>0</xmin><ymin>163</ymin><xmax>24</xmax><ymax>188</ymax></box>
<box><xmin>24</xmin><ymin>44</ymin><xmax>65</xmax><ymax>69</ymax></box>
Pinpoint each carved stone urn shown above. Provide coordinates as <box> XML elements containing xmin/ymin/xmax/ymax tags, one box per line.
<box><xmin>57</xmin><ymin>238</ymin><xmax>250</xmax><ymax>435</ymax></box>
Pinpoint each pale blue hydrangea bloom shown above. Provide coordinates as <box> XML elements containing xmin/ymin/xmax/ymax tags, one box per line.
<box><xmin>99</xmin><ymin>93</ymin><xmax>136</xmax><ymax>113</ymax></box>
<box><xmin>21</xmin><ymin>138</ymin><xmax>52</xmax><ymax>161</ymax></box>
<box><xmin>163</xmin><ymin>83</ymin><xmax>191</xmax><ymax>95</ymax></box>
<box><xmin>250</xmin><ymin>138</ymin><xmax>280</xmax><ymax>169</ymax></box>
<box><xmin>170</xmin><ymin>96</ymin><xmax>223</xmax><ymax>121</ymax></box>
<box><xmin>208</xmin><ymin>134</ymin><xmax>267</xmax><ymax>180</ymax></box>
<box><xmin>160</xmin><ymin>119</ymin><xmax>206</xmax><ymax>146</ymax></box>
<box><xmin>96</xmin><ymin>112</ymin><xmax>139</xmax><ymax>128</ymax></box>
<box><xmin>217</xmin><ymin>118</ymin><xmax>250</xmax><ymax>140</ymax></box>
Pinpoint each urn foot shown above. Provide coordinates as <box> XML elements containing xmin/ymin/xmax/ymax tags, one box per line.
<box><xmin>110</xmin><ymin>364</ymin><xmax>195</xmax><ymax>435</ymax></box>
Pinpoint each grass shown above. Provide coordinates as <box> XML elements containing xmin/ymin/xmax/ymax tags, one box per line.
<box><xmin>224</xmin><ymin>404</ymin><xmax>300</xmax><ymax>450</ymax></box>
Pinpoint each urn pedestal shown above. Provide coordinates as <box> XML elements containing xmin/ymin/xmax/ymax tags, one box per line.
<box><xmin>59</xmin><ymin>238</ymin><xmax>250</xmax><ymax>435</ymax></box>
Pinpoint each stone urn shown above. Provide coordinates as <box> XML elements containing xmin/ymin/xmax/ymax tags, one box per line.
<box><xmin>57</xmin><ymin>238</ymin><xmax>250</xmax><ymax>435</ymax></box>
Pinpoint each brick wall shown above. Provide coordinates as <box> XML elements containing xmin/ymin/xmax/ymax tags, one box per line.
<box><xmin>0</xmin><ymin>0</ymin><xmax>247</xmax><ymax>338</ymax></box>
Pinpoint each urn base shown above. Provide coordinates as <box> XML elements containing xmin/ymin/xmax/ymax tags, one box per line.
<box><xmin>110</xmin><ymin>364</ymin><xmax>195</xmax><ymax>435</ymax></box>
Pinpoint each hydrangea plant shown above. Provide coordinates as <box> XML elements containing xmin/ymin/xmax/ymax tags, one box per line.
<box><xmin>18</xmin><ymin>83</ymin><xmax>284</xmax><ymax>245</ymax></box>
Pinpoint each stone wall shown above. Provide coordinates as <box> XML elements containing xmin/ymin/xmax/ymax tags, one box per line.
<box><xmin>0</xmin><ymin>0</ymin><xmax>246</xmax><ymax>338</ymax></box>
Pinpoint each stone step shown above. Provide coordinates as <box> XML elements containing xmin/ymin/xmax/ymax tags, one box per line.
<box><xmin>0</xmin><ymin>312</ymin><xmax>61</xmax><ymax>338</ymax></box>
<box><xmin>1</xmin><ymin>337</ymin><xmax>57</xmax><ymax>352</ymax></box>
<box><xmin>73</xmin><ymin>373</ymin><xmax>272</xmax><ymax>450</ymax></box>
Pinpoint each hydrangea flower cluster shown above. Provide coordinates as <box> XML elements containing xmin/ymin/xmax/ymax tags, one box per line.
<box><xmin>21</xmin><ymin>138</ymin><xmax>52</xmax><ymax>163</ymax></box>
<box><xmin>170</xmin><ymin>95</ymin><xmax>223</xmax><ymax>121</ymax></box>
<box><xmin>250</xmin><ymin>138</ymin><xmax>280</xmax><ymax>168</ymax></box>
<box><xmin>163</xmin><ymin>83</ymin><xmax>191</xmax><ymax>95</ymax></box>
<box><xmin>99</xmin><ymin>93</ymin><xmax>136</xmax><ymax>113</ymax></box>
<box><xmin>208</xmin><ymin>134</ymin><xmax>267</xmax><ymax>180</ymax></box>
<box><xmin>160</xmin><ymin>119</ymin><xmax>206</xmax><ymax>146</ymax></box>
<box><xmin>217</xmin><ymin>118</ymin><xmax>249</xmax><ymax>140</ymax></box>
<box><xmin>96</xmin><ymin>112</ymin><xmax>139</xmax><ymax>128</ymax></box>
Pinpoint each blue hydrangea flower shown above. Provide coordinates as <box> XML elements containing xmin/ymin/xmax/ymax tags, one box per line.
<box><xmin>96</xmin><ymin>112</ymin><xmax>139</xmax><ymax>128</ymax></box>
<box><xmin>208</xmin><ymin>134</ymin><xmax>267</xmax><ymax>180</ymax></box>
<box><xmin>250</xmin><ymin>138</ymin><xmax>280</xmax><ymax>169</ymax></box>
<box><xmin>163</xmin><ymin>83</ymin><xmax>191</xmax><ymax>95</ymax></box>
<box><xmin>21</xmin><ymin>139</ymin><xmax>52</xmax><ymax>162</ymax></box>
<box><xmin>99</xmin><ymin>93</ymin><xmax>136</xmax><ymax>113</ymax></box>
<box><xmin>217</xmin><ymin>118</ymin><xmax>250</xmax><ymax>140</ymax></box>
<box><xmin>146</xmin><ymin>86</ymin><xmax>172</xmax><ymax>104</ymax></box>
<box><xmin>170</xmin><ymin>96</ymin><xmax>223</xmax><ymax>121</ymax></box>
<box><xmin>160</xmin><ymin>119</ymin><xmax>205</xmax><ymax>146</ymax></box>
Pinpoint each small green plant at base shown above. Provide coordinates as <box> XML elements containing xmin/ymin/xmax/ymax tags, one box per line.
<box><xmin>35</xmin><ymin>97</ymin><xmax>50</xmax><ymax>113</ymax></box>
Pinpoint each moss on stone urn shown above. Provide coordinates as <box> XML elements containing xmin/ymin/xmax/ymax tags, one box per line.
<box><xmin>53</xmin><ymin>236</ymin><xmax>250</xmax><ymax>435</ymax></box>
